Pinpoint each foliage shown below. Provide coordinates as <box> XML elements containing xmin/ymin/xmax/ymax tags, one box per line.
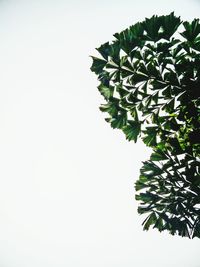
<box><xmin>91</xmin><ymin>13</ymin><xmax>200</xmax><ymax>238</ymax></box>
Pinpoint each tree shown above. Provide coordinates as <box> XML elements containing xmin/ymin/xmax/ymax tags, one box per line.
<box><xmin>91</xmin><ymin>13</ymin><xmax>200</xmax><ymax>238</ymax></box>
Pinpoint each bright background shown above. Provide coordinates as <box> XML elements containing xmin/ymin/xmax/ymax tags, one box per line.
<box><xmin>0</xmin><ymin>1</ymin><xmax>199</xmax><ymax>266</ymax></box>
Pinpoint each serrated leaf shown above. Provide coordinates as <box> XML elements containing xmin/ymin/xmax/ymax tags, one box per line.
<box><xmin>143</xmin><ymin>212</ymin><xmax>157</xmax><ymax>230</ymax></box>
<box><xmin>143</xmin><ymin>15</ymin><xmax>161</xmax><ymax>41</ymax></box>
<box><xmin>162</xmin><ymin>98</ymin><xmax>175</xmax><ymax>113</ymax></box>
<box><xmin>110</xmin><ymin>113</ymin><xmax>127</xmax><ymax>129</ymax></box>
<box><xmin>154</xmin><ymin>216</ymin><xmax>164</xmax><ymax>231</ymax></box>
<box><xmin>181</xmin><ymin>19</ymin><xmax>200</xmax><ymax>42</ymax></box>
<box><xmin>100</xmin><ymin>102</ymin><xmax>118</xmax><ymax>116</ymax></box>
<box><xmin>159</xmin><ymin>12</ymin><xmax>181</xmax><ymax>40</ymax></box>
<box><xmin>98</xmin><ymin>84</ymin><xmax>114</xmax><ymax>100</ymax></box>
<box><xmin>122</xmin><ymin>121</ymin><xmax>141</xmax><ymax>142</ymax></box>
<box><xmin>142</xmin><ymin>133</ymin><xmax>157</xmax><ymax>147</ymax></box>
<box><xmin>150</xmin><ymin>150</ymin><xmax>168</xmax><ymax>161</ymax></box>
<box><xmin>90</xmin><ymin>56</ymin><xmax>107</xmax><ymax>75</ymax></box>
<box><xmin>96</xmin><ymin>42</ymin><xmax>111</xmax><ymax>60</ymax></box>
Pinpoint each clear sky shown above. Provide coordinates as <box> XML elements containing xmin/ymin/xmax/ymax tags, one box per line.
<box><xmin>0</xmin><ymin>0</ymin><xmax>199</xmax><ymax>266</ymax></box>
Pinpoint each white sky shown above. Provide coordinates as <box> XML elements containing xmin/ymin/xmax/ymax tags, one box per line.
<box><xmin>0</xmin><ymin>0</ymin><xmax>200</xmax><ymax>266</ymax></box>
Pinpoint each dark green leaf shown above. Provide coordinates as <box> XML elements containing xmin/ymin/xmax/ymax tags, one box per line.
<box><xmin>90</xmin><ymin>56</ymin><xmax>107</xmax><ymax>75</ymax></box>
<box><xmin>143</xmin><ymin>212</ymin><xmax>157</xmax><ymax>230</ymax></box>
<box><xmin>123</xmin><ymin>121</ymin><xmax>141</xmax><ymax>142</ymax></box>
<box><xmin>150</xmin><ymin>150</ymin><xmax>168</xmax><ymax>161</ymax></box>
<box><xmin>98</xmin><ymin>84</ymin><xmax>114</xmax><ymax>100</ymax></box>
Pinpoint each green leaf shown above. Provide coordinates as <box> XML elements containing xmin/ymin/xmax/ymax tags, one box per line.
<box><xmin>162</xmin><ymin>86</ymin><xmax>171</xmax><ymax>98</ymax></box>
<box><xmin>181</xmin><ymin>19</ymin><xmax>200</xmax><ymax>42</ymax></box>
<box><xmin>146</xmin><ymin>62</ymin><xmax>160</xmax><ymax>78</ymax></box>
<box><xmin>106</xmin><ymin>59</ymin><xmax>119</xmax><ymax>69</ymax></box>
<box><xmin>122</xmin><ymin>120</ymin><xmax>141</xmax><ymax>142</ymax></box>
<box><xmin>130</xmin><ymin>72</ymin><xmax>149</xmax><ymax>84</ymax></box>
<box><xmin>143</xmin><ymin>15</ymin><xmax>161</xmax><ymax>41</ymax></box>
<box><xmin>142</xmin><ymin>132</ymin><xmax>157</xmax><ymax>147</ymax></box>
<box><xmin>90</xmin><ymin>56</ymin><xmax>107</xmax><ymax>75</ymax></box>
<box><xmin>137</xmin><ymin>206</ymin><xmax>151</xmax><ymax>214</ymax></box>
<box><xmin>96</xmin><ymin>42</ymin><xmax>111</xmax><ymax>60</ymax></box>
<box><xmin>129</xmin><ymin>22</ymin><xmax>144</xmax><ymax>39</ymax></box>
<box><xmin>159</xmin><ymin>12</ymin><xmax>181</xmax><ymax>40</ymax></box>
<box><xmin>110</xmin><ymin>113</ymin><xmax>127</xmax><ymax>129</ymax></box>
<box><xmin>192</xmin><ymin>221</ymin><xmax>200</xmax><ymax>238</ymax></box>
<box><xmin>143</xmin><ymin>212</ymin><xmax>157</xmax><ymax>230</ymax></box>
<box><xmin>162</xmin><ymin>98</ymin><xmax>175</xmax><ymax>113</ymax></box>
<box><xmin>139</xmin><ymin>175</ymin><xmax>149</xmax><ymax>183</ymax></box>
<box><xmin>135</xmin><ymin>180</ymin><xmax>150</xmax><ymax>191</ymax></box>
<box><xmin>100</xmin><ymin>102</ymin><xmax>118</xmax><ymax>116</ymax></box>
<box><xmin>167</xmin><ymin>137</ymin><xmax>183</xmax><ymax>154</ymax></box>
<box><xmin>140</xmin><ymin>161</ymin><xmax>163</xmax><ymax>176</ymax></box>
<box><xmin>154</xmin><ymin>216</ymin><xmax>164</xmax><ymax>232</ymax></box>
<box><xmin>150</xmin><ymin>150</ymin><xmax>168</xmax><ymax>161</ymax></box>
<box><xmin>98</xmin><ymin>84</ymin><xmax>114</xmax><ymax>100</ymax></box>
<box><xmin>114</xmin><ymin>27</ymin><xmax>142</xmax><ymax>54</ymax></box>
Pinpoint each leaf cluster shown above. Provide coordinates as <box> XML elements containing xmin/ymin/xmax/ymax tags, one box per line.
<box><xmin>91</xmin><ymin>13</ymin><xmax>200</xmax><ymax>238</ymax></box>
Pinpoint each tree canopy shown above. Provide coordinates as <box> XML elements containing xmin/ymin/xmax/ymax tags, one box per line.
<box><xmin>90</xmin><ymin>13</ymin><xmax>200</xmax><ymax>238</ymax></box>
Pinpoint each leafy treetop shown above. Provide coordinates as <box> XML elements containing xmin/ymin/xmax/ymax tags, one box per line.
<box><xmin>91</xmin><ymin>13</ymin><xmax>200</xmax><ymax>239</ymax></box>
